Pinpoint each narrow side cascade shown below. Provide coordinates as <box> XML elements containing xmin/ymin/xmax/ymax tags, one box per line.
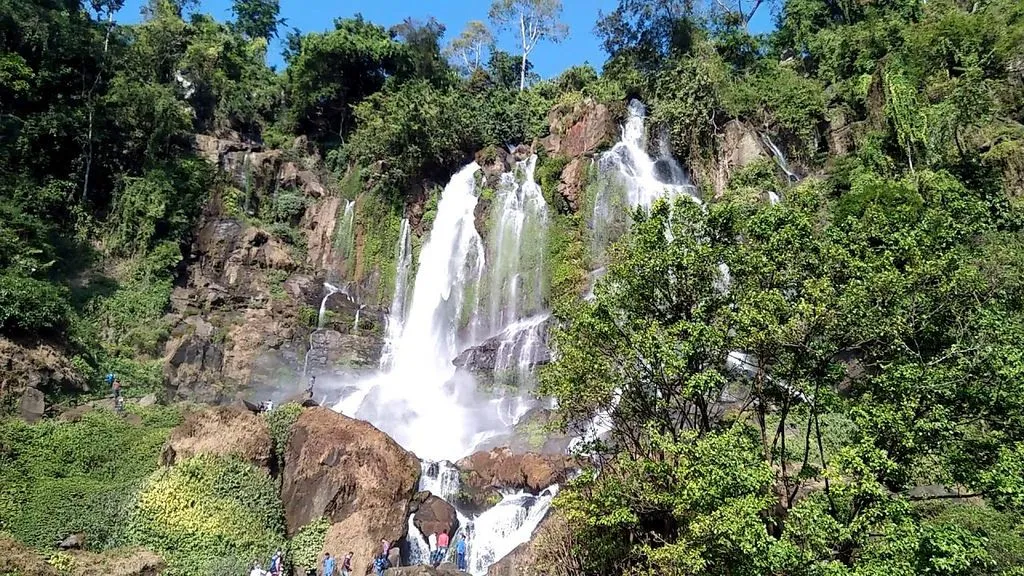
<box><xmin>470</xmin><ymin>155</ymin><xmax>549</xmax><ymax>344</ymax></box>
<box><xmin>331</xmin><ymin>199</ymin><xmax>356</xmax><ymax>282</ymax></box>
<box><xmin>590</xmin><ymin>99</ymin><xmax>699</xmax><ymax>265</ymax></box>
<box><xmin>419</xmin><ymin>460</ymin><xmax>462</xmax><ymax>501</ymax></box>
<box><xmin>761</xmin><ymin>133</ymin><xmax>799</xmax><ymax>182</ymax></box>
<box><xmin>380</xmin><ymin>218</ymin><xmax>413</xmax><ymax>370</ymax></box>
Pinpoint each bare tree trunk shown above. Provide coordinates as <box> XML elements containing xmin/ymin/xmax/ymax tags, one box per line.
<box><xmin>518</xmin><ymin>12</ymin><xmax>528</xmax><ymax>91</ymax></box>
<box><xmin>82</xmin><ymin>10</ymin><xmax>115</xmax><ymax>203</ymax></box>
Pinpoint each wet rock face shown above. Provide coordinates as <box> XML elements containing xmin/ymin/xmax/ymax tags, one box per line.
<box><xmin>454</xmin><ymin>448</ymin><xmax>576</xmax><ymax>514</ymax></box>
<box><xmin>411</xmin><ymin>492</ymin><xmax>460</xmax><ymax>539</ymax></box>
<box><xmin>452</xmin><ymin>318</ymin><xmax>551</xmax><ymax>387</ymax></box>
<box><xmin>711</xmin><ymin>120</ymin><xmax>768</xmax><ymax>198</ymax></box>
<box><xmin>473</xmin><ymin>408</ymin><xmax>572</xmax><ymax>455</ymax></box>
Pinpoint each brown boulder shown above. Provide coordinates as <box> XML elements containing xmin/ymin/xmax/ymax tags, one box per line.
<box><xmin>542</xmin><ymin>100</ymin><xmax>619</xmax><ymax>158</ymax></box>
<box><xmin>161</xmin><ymin>405</ymin><xmax>273</xmax><ymax>471</ymax></box>
<box><xmin>281</xmin><ymin>407</ymin><xmax>419</xmax><ymax>534</ymax></box>
<box><xmin>412</xmin><ymin>493</ymin><xmax>460</xmax><ymax>539</ymax></box>
<box><xmin>455</xmin><ymin>448</ymin><xmax>575</xmax><ymax>514</ymax></box>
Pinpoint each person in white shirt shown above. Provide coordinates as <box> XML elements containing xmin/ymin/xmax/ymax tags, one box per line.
<box><xmin>249</xmin><ymin>561</ymin><xmax>266</xmax><ymax>576</ymax></box>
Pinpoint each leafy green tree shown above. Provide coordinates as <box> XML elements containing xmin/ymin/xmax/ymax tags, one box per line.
<box><xmin>284</xmin><ymin>17</ymin><xmax>402</xmax><ymax>141</ymax></box>
<box><xmin>488</xmin><ymin>0</ymin><xmax>569</xmax><ymax>90</ymax></box>
<box><xmin>231</xmin><ymin>0</ymin><xmax>284</xmax><ymax>40</ymax></box>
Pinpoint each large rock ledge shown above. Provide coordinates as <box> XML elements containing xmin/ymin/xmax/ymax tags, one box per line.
<box><xmin>455</xmin><ymin>447</ymin><xmax>576</xmax><ymax>514</ymax></box>
<box><xmin>283</xmin><ymin>407</ymin><xmax>420</xmax><ymax>576</ymax></box>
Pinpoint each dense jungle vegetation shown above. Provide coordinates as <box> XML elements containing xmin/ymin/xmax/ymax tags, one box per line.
<box><xmin>2</xmin><ymin>0</ymin><xmax>1024</xmax><ymax>574</ymax></box>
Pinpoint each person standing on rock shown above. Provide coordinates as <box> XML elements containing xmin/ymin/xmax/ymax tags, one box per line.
<box><xmin>437</xmin><ymin>529</ymin><xmax>450</xmax><ymax>565</ymax></box>
<box><xmin>341</xmin><ymin>552</ymin><xmax>353</xmax><ymax>576</ymax></box>
<box><xmin>456</xmin><ymin>535</ymin><xmax>467</xmax><ymax>571</ymax></box>
<box><xmin>427</xmin><ymin>531</ymin><xmax>437</xmax><ymax>564</ymax></box>
<box><xmin>322</xmin><ymin>553</ymin><xmax>336</xmax><ymax>576</ymax></box>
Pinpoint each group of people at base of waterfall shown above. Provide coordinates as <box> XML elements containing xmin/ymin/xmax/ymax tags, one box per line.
<box><xmin>315</xmin><ymin>530</ymin><xmax>470</xmax><ymax>576</ymax></box>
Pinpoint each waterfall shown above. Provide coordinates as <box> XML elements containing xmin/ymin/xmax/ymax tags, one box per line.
<box><xmin>761</xmin><ymin>134</ymin><xmax>799</xmax><ymax>182</ymax></box>
<box><xmin>491</xmin><ymin>313</ymin><xmax>550</xmax><ymax>389</ymax></box>
<box><xmin>471</xmin><ymin>156</ymin><xmax>548</xmax><ymax>342</ymax></box>
<box><xmin>380</xmin><ymin>218</ymin><xmax>413</xmax><ymax>370</ymax></box>
<box><xmin>335</xmin><ymin>163</ymin><xmax>490</xmax><ymax>461</ymax></box>
<box><xmin>590</xmin><ymin>100</ymin><xmax>698</xmax><ymax>265</ymax></box>
<box><xmin>317</xmin><ymin>283</ymin><xmax>341</xmax><ymax>328</ymax></box>
<box><xmin>406</xmin><ymin>514</ymin><xmax>432</xmax><ymax>565</ymax></box>
<box><xmin>352</xmin><ymin>305</ymin><xmax>364</xmax><ymax>332</ymax></box>
<box><xmin>419</xmin><ymin>460</ymin><xmax>462</xmax><ymax>501</ymax></box>
<box><xmin>466</xmin><ymin>486</ymin><xmax>559</xmax><ymax>576</ymax></box>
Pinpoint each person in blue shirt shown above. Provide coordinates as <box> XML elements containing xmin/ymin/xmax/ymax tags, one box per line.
<box><xmin>322</xmin><ymin>552</ymin><xmax>336</xmax><ymax>576</ymax></box>
<box><xmin>456</xmin><ymin>536</ymin><xmax>467</xmax><ymax>571</ymax></box>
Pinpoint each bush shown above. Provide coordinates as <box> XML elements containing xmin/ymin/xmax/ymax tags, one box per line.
<box><xmin>264</xmin><ymin>403</ymin><xmax>303</xmax><ymax>466</ymax></box>
<box><xmin>0</xmin><ymin>407</ymin><xmax>182</xmax><ymax>549</ymax></box>
<box><xmin>124</xmin><ymin>454</ymin><xmax>285</xmax><ymax>575</ymax></box>
<box><xmin>288</xmin><ymin>517</ymin><xmax>330</xmax><ymax>573</ymax></box>
<box><xmin>0</xmin><ymin>273</ymin><xmax>71</xmax><ymax>333</ymax></box>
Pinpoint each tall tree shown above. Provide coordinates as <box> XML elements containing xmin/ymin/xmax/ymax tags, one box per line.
<box><xmin>231</xmin><ymin>0</ymin><xmax>284</xmax><ymax>40</ymax></box>
<box><xmin>447</xmin><ymin>20</ymin><xmax>494</xmax><ymax>74</ymax></box>
<box><xmin>488</xmin><ymin>0</ymin><xmax>569</xmax><ymax>91</ymax></box>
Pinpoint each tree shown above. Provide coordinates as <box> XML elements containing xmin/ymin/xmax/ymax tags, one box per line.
<box><xmin>389</xmin><ymin>17</ymin><xmax>450</xmax><ymax>85</ymax></box>
<box><xmin>284</xmin><ymin>17</ymin><xmax>402</xmax><ymax>141</ymax></box>
<box><xmin>231</xmin><ymin>0</ymin><xmax>284</xmax><ymax>40</ymax></box>
<box><xmin>447</xmin><ymin>20</ymin><xmax>494</xmax><ymax>74</ymax></box>
<box><xmin>488</xmin><ymin>0</ymin><xmax>569</xmax><ymax>91</ymax></box>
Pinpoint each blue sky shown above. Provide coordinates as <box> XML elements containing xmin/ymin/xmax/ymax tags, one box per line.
<box><xmin>115</xmin><ymin>0</ymin><xmax>776</xmax><ymax>78</ymax></box>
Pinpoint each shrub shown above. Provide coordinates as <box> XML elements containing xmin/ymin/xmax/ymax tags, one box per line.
<box><xmin>288</xmin><ymin>517</ymin><xmax>330</xmax><ymax>573</ymax></box>
<box><xmin>0</xmin><ymin>407</ymin><xmax>182</xmax><ymax>549</ymax></box>
<box><xmin>263</xmin><ymin>403</ymin><xmax>303</xmax><ymax>466</ymax></box>
<box><xmin>124</xmin><ymin>454</ymin><xmax>285</xmax><ymax>575</ymax></box>
<box><xmin>0</xmin><ymin>273</ymin><xmax>71</xmax><ymax>334</ymax></box>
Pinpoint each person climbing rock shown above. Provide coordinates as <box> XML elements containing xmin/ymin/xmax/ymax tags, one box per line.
<box><xmin>340</xmin><ymin>551</ymin><xmax>353</xmax><ymax>576</ymax></box>
<box><xmin>456</xmin><ymin>535</ymin><xmax>467</xmax><ymax>571</ymax></box>
<box><xmin>380</xmin><ymin>538</ymin><xmax>390</xmax><ymax>558</ymax></box>
<box><xmin>322</xmin><ymin>552</ymin><xmax>335</xmax><ymax>576</ymax></box>
<box><xmin>372</xmin><ymin>554</ymin><xmax>388</xmax><ymax>576</ymax></box>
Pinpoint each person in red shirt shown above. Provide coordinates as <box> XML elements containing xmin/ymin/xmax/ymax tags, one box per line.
<box><xmin>436</xmin><ymin>529</ymin><xmax>449</xmax><ymax>565</ymax></box>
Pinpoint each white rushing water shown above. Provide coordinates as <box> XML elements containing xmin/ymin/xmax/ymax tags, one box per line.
<box><xmin>466</xmin><ymin>487</ymin><xmax>560</xmax><ymax>575</ymax></box>
<box><xmin>471</xmin><ymin>156</ymin><xmax>548</xmax><ymax>342</ymax></box>
<box><xmin>762</xmin><ymin>133</ymin><xmax>799</xmax><ymax>182</ymax></box>
<box><xmin>590</xmin><ymin>99</ymin><xmax>699</xmax><ymax>264</ymax></box>
<box><xmin>380</xmin><ymin>218</ymin><xmax>413</xmax><ymax>369</ymax></box>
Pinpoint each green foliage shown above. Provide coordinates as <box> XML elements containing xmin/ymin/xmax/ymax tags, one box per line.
<box><xmin>263</xmin><ymin>403</ymin><xmax>302</xmax><ymax>466</ymax></box>
<box><xmin>0</xmin><ymin>274</ymin><xmax>71</xmax><ymax>334</ymax></box>
<box><xmin>288</xmin><ymin>517</ymin><xmax>330</xmax><ymax>573</ymax></box>
<box><xmin>353</xmin><ymin>192</ymin><xmax>403</xmax><ymax>306</ymax></box>
<box><xmin>124</xmin><ymin>454</ymin><xmax>285</xmax><ymax>575</ymax></box>
<box><xmin>0</xmin><ymin>406</ymin><xmax>182</xmax><ymax>549</ymax></box>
